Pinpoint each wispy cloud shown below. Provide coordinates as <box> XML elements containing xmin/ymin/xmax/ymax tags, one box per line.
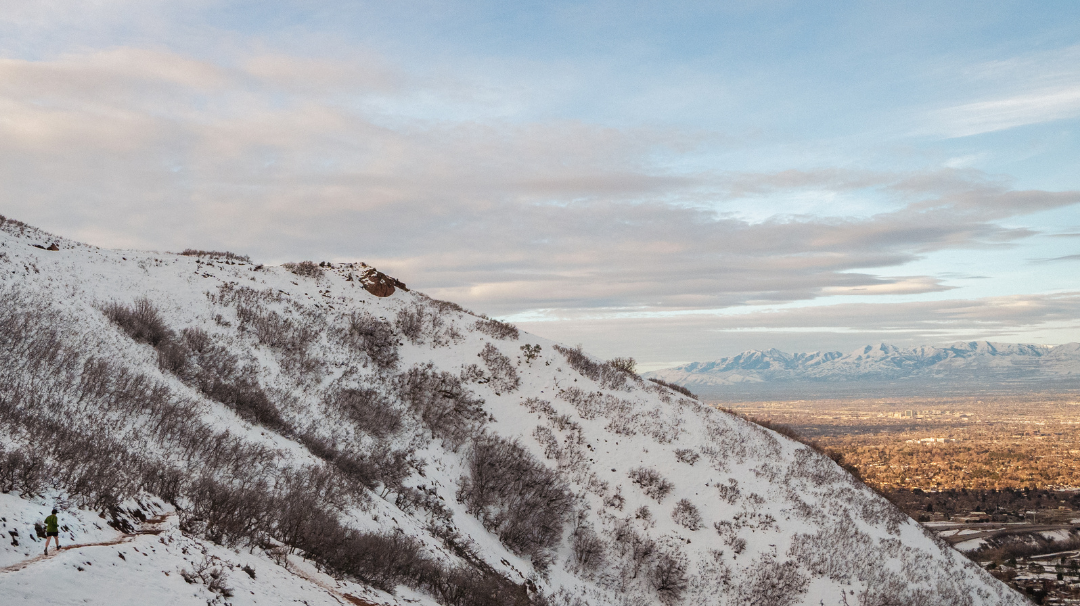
<box><xmin>1035</xmin><ymin>254</ymin><xmax>1080</xmax><ymax>263</ymax></box>
<box><xmin>934</xmin><ymin>85</ymin><xmax>1080</xmax><ymax>138</ymax></box>
<box><xmin>927</xmin><ymin>44</ymin><xmax>1080</xmax><ymax>137</ymax></box>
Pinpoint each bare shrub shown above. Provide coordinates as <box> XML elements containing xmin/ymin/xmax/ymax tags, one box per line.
<box><xmin>716</xmin><ymin>478</ymin><xmax>740</xmax><ymax>504</ymax></box>
<box><xmin>647</xmin><ymin>378</ymin><xmax>697</xmax><ymax>399</ymax></box>
<box><xmin>343</xmin><ymin>312</ymin><xmax>399</xmax><ymax>370</ymax></box>
<box><xmin>103</xmin><ymin>298</ymin><xmax>172</xmax><ymax>347</ymax></box>
<box><xmin>282</xmin><ymin>260</ymin><xmax>322</xmax><ymax>278</ymax></box>
<box><xmin>179</xmin><ymin>249</ymin><xmax>251</xmax><ymax>264</ymax></box>
<box><xmin>628</xmin><ymin>467</ymin><xmax>674</xmax><ymax>501</ymax></box>
<box><xmin>179</xmin><ymin>330</ymin><xmax>286</xmax><ymax>431</ymax></box>
<box><xmin>326</xmin><ymin>388</ymin><xmax>401</xmax><ymax>437</ymax></box>
<box><xmin>571</xmin><ymin>526</ymin><xmax>606</xmax><ymax>573</ymax></box>
<box><xmin>553</xmin><ymin>344</ymin><xmax>628</xmax><ymax>390</ymax></box>
<box><xmin>393</xmin><ymin>363</ymin><xmax>487</xmax><ymax>449</ymax></box>
<box><xmin>650</xmin><ymin>550</ymin><xmax>689</xmax><ymax>605</ymax></box>
<box><xmin>671</xmin><ymin>498</ymin><xmax>702</xmax><ymax>530</ymax></box>
<box><xmin>674</xmin><ymin>448</ymin><xmax>699</xmax><ymax>466</ymax></box>
<box><xmin>604</xmin><ymin>487</ymin><xmax>625</xmax><ymax>511</ymax></box>
<box><xmin>395</xmin><ymin>305</ymin><xmax>425</xmax><ymax>343</ymax></box>
<box><xmin>608</xmin><ymin>357</ymin><xmax>637</xmax><ymax>375</ymax></box>
<box><xmin>612</xmin><ymin>518</ymin><xmax>656</xmax><ymax>580</ymax></box>
<box><xmin>734</xmin><ymin>557</ymin><xmax>809</xmax><ymax>606</ymax></box>
<box><xmin>457</xmin><ymin>434</ymin><xmax>573</xmax><ymax>567</ymax></box>
<box><xmin>474</xmin><ymin>317</ymin><xmax>519</xmax><ymax>340</ymax></box>
<box><xmin>480</xmin><ymin>343</ymin><xmax>520</xmax><ymax>393</ymax></box>
<box><xmin>0</xmin><ymin>448</ymin><xmax>47</xmax><ymax>496</ymax></box>
<box><xmin>714</xmin><ymin>521</ymin><xmax>747</xmax><ymax>556</ymax></box>
<box><xmin>520</xmin><ymin>343</ymin><xmax>541</xmax><ymax>363</ymax></box>
<box><xmin>180</xmin><ymin>555</ymin><xmax>234</xmax><ymax>597</ymax></box>
<box><xmin>521</xmin><ymin>397</ymin><xmax>556</xmax><ymax>418</ymax></box>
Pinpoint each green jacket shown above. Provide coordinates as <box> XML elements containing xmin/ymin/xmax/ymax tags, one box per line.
<box><xmin>45</xmin><ymin>514</ymin><xmax>58</xmax><ymax>534</ymax></box>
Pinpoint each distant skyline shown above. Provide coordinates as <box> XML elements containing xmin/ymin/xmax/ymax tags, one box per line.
<box><xmin>2</xmin><ymin>1</ymin><xmax>1079</xmax><ymax>369</ymax></box>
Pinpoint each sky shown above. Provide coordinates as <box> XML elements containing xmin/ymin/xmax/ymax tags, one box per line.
<box><xmin>1</xmin><ymin>1</ymin><xmax>1079</xmax><ymax>370</ymax></box>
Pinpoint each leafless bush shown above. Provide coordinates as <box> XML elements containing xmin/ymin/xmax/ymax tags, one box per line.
<box><xmin>343</xmin><ymin>312</ymin><xmax>399</xmax><ymax>370</ymax></box>
<box><xmin>458</xmin><ymin>434</ymin><xmax>573</xmax><ymax>567</ymax></box>
<box><xmin>533</xmin><ymin>425</ymin><xmax>560</xmax><ymax>460</ymax></box>
<box><xmin>788</xmin><ymin>520</ymin><xmax>876</xmax><ymax>583</ymax></box>
<box><xmin>521</xmin><ymin>397</ymin><xmax>556</xmax><ymax>418</ymax></box>
<box><xmin>635</xmin><ymin>505</ymin><xmax>653</xmax><ymax>523</ymax></box>
<box><xmin>571</xmin><ymin>526</ymin><xmax>605</xmax><ymax>573</ymax></box>
<box><xmin>102</xmin><ymin>301</ymin><xmax>288</xmax><ymax>431</ymax></box>
<box><xmin>474</xmin><ymin>317</ymin><xmax>519</xmax><ymax>340</ymax></box>
<box><xmin>716</xmin><ymin>478</ymin><xmax>740</xmax><ymax>504</ymax></box>
<box><xmin>0</xmin><ymin>448</ymin><xmax>47</xmax><ymax>496</ymax></box>
<box><xmin>647</xmin><ymin>378</ymin><xmax>697</xmax><ymax>399</ymax></box>
<box><xmin>235</xmin><ymin>303</ymin><xmax>322</xmax><ymax>380</ymax></box>
<box><xmin>393</xmin><ymin>363</ymin><xmax>488</xmax><ymax>449</ymax></box>
<box><xmin>552</xmin><ymin>344</ymin><xmax>629</xmax><ymax>390</ymax></box>
<box><xmin>394</xmin><ymin>301</ymin><xmax>463</xmax><ymax>347</ymax></box>
<box><xmin>734</xmin><ymin>557</ymin><xmax>809</xmax><ymax>606</ymax></box>
<box><xmin>181</xmin><ymin>331</ymin><xmax>285</xmax><ymax>431</ymax></box>
<box><xmin>180</xmin><ymin>555</ymin><xmax>234</xmax><ymax>597</ymax></box>
<box><xmin>520</xmin><ymin>343</ymin><xmax>542</xmax><ymax>363</ymax></box>
<box><xmin>604</xmin><ymin>487</ymin><xmax>625</xmax><ymax>511</ymax></box>
<box><xmin>480</xmin><ymin>343</ymin><xmax>520</xmax><ymax>392</ymax></box>
<box><xmin>628</xmin><ymin>467</ymin><xmax>673</xmax><ymax>501</ymax></box>
<box><xmin>608</xmin><ymin>357</ymin><xmax>637</xmax><ymax>375</ymax></box>
<box><xmin>612</xmin><ymin>518</ymin><xmax>656</xmax><ymax>581</ymax></box>
<box><xmin>179</xmin><ymin>249</ymin><xmax>251</xmax><ymax>264</ymax></box>
<box><xmin>103</xmin><ymin>298</ymin><xmax>172</xmax><ymax>347</ymax></box>
<box><xmin>459</xmin><ymin>363</ymin><xmax>486</xmax><ymax>384</ymax></box>
<box><xmin>671</xmin><ymin>498</ymin><xmax>702</xmax><ymax>530</ymax></box>
<box><xmin>395</xmin><ymin>304</ymin><xmax>425</xmax><ymax>343</ymax></box>
<box><xmin>674</xmin><ymin>448</ymin><xmax>699</xmax><ymax>466</ymax></box>
<box><xmin>282</xmin><ymin>260</ymin><xmax>322</xmax><ymax>278</ymax></box>
<box><xmin>714</xmin><ymin>521</ymin><xmax>747</xmax><ymax>556</ymax></box>
<box><xmin>650</xmin><ymin>550</ymin><xmax>689</xmax><ymax>605</ymax></box>
<box><xmin>421</xmin><ymin>295</ymin><xmax>472</xmax><ymax>316</ymax></box>
<box><xmin>326</xmin><ymin>388</ymin><xmax>401</xmax><ymax>437</ymax></box>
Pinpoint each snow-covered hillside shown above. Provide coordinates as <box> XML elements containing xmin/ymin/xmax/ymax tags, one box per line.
<box><xmin>0</xmin><ymin>215</ymin><xmax>1025</xmax><ymax>605</ymax></box>
<box><xmin>646</xmin><ymin>341</ymin><xmax>1080</xmax><ymax>396</ymax></box>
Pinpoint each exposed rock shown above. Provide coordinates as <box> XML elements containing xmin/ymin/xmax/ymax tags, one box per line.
<box><xmin>359</xmin><ymin>267</ymin><xmax>406</xmax><ymax>297</ymax></box>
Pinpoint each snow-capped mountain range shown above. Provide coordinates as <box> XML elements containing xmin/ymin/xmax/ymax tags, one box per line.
<box><xmin>0</xmin><ymin>215</ymin><xmax>1025</xmax><ymax>606</ymax></box>
<box><xmin>645</xmin><ymin>341</ymin><xmax>1080</xmax><ymax>398</ymax></box>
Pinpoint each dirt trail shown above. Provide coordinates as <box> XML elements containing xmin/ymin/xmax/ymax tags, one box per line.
<box><xmin>281</xmin><ymin>555</ymin><xmax>380</xmax><ymax>606</ymax></box>
<box><xmin>0</xmin><ymin>514</ymin><xmax>172</xmax><ymax>574</ymax></box>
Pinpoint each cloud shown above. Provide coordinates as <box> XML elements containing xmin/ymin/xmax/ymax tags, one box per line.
<box><xmin>517</xmin><ymin>292</ymin><xmax>1080</xmax><ymax>368</ymax></box>
<box><xmin>927</xmin><ymin>44</ymin><xmax>1080</xmax><ymax>137</ymax></box>
<box><xmin>1036</xmin><ymin>254</ymin><xmax>1080</xmax><ymax>263</ymax></box>
<box><xmin>934</xmin><ymin>85</ymin><xmax>1080</xmax><ymax>138</ymax></box>
<box><xmin>1</xmin><ymin>45</ymin><xmax>1079</xmax><ymax>323</ymax></box>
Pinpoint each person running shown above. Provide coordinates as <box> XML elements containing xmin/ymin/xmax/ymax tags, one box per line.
<box><xmin>43</xmin><ymin>509</ymin><xmax>60</xmax><ymax>555</ymax></box>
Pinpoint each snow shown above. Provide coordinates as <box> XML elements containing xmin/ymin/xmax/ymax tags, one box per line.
<box><xmin>0</xmin><ymin>219</ymin><xmax>1028</xmax><ymax>605</ymax></box>
<box><xmin>646</xmin><ymin>339</ymin><xmax>1080</xmax><ymax>388</ymax></box>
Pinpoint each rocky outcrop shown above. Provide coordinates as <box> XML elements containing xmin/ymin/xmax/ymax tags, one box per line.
<box><xmin>359</xmin><ymin>266</ymin><xmax>407</xmax><ymax>297</ymax></box>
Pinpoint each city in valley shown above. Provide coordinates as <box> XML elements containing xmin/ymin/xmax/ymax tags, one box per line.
<box><xmin>723</xmin><ymin>392</ymin><xmax>1080</xmax><ymax>604</ymax></box>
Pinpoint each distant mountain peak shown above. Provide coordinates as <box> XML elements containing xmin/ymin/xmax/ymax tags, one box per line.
<box><xmin>645</xmin><ymin>340</ymin><xmax>1080</xmax><ymax>394</ymax></box>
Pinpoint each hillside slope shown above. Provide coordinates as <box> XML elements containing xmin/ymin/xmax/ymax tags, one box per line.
<box><xmin>0</xmin><ymin>215</ymin><xmax>1024</xmax><ymax>606</ymax></box>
